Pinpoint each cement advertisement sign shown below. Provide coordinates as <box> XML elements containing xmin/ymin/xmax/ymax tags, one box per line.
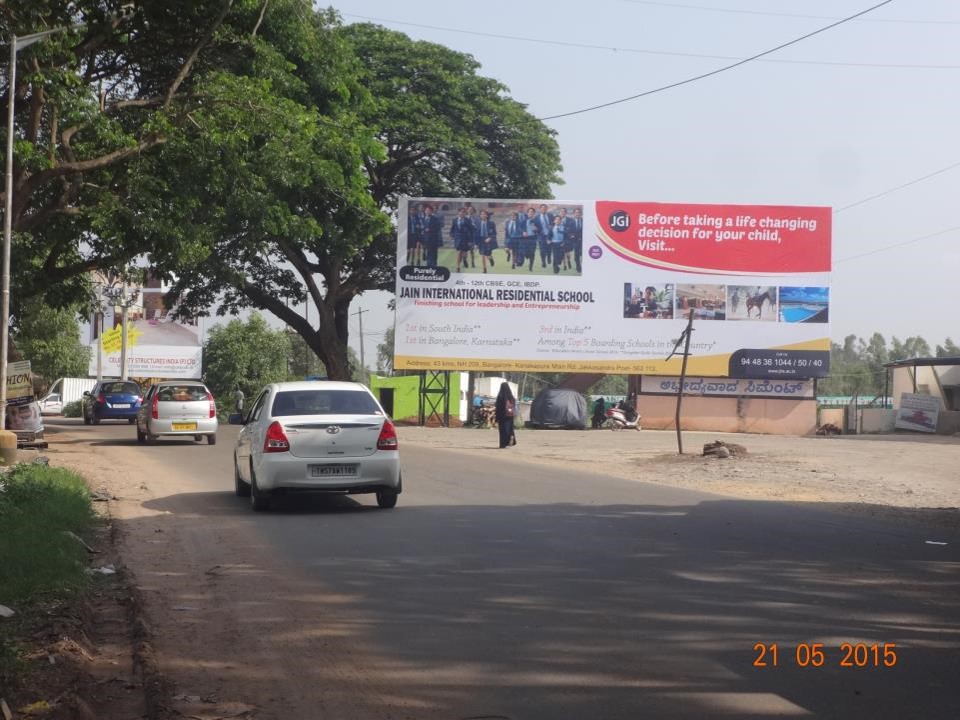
<box><xmin>394</xmin><ymin>198</ymin><xmax>831</xmax><ymax>377</ymax></box>
<box><xmin>639</xmin><ymin>376</ymin><xmax>815</xmax><ymax>399</ymax></box>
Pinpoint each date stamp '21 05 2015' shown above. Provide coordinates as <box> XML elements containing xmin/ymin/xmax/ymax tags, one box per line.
<box><xmin>753</xmin><ymin>642</ymin><xmax>898</xmax><ymax>669</ymax></box>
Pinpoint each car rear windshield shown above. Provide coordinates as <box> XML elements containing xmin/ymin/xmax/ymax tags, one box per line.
<box><xmin>157</xmin><ymin>385</ymin><xmax>209</xmax><ymax>402</ymax></box>
<box><xmin>271</xmin><ymin>390</ymin><xmax>381</xmax><ymax>416</ymax></box>
<box><xmin>101</xmin><ymin>381</ymin><xmax>140</xmax><ymax>395</ymax></box>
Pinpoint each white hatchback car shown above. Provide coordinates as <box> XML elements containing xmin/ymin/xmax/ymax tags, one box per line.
<box><xmin>137</xmin><ymin>381</ymin><xmax>219</xmax><ymax>445</ymax></box>
<box><xmin>231</xmin><ymin>381</ymin><xmax>401</xmax><ymax>511</ymax></box>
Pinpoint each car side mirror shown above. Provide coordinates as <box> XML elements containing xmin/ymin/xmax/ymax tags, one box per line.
<box><xmin>228</xmin><ymin>413</ymin><xmax>245</xmax><ymax>425</ymax></box>
<box><xmin>82</xmin><ymin>391</ymin><xmax>92</xmax><ymax>397</ymax></box>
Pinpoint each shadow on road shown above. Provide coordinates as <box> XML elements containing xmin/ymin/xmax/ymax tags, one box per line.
<box><xmin>130</xmin><ymin>489</ymin><xmax>960</xmax><ymax>719</ymax></box>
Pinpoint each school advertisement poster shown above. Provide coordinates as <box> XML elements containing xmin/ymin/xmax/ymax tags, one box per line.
<box><xmin>394</xmin><ymin>198</ymin><xmax>831</xmax><ymax>377</ymax></box>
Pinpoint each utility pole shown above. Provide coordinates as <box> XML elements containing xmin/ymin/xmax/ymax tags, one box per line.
<box><xmin>120</xmin><ymin>278</ymin><xmax>129</xmax><ymax>380</ymax></box>
<box><xmin>665</xmin><ymin>310</ymin><xmax>695</xmax><ymax>455</ymax></box>
<box><xmin>353</xmin><ymin>307</ymin><xmax>368</xmax><ymax>376</ymax></box>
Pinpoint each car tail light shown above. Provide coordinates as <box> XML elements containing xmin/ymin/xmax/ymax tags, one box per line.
<box><xmin>151</xmin><ymin>393</ymin><xmax>159</xmax><ymax>420</ymax></box>
<box><xmin>376</xmin><ymin>419</ymin><xmax>398</xmax><ymax>450</ymax></box>
<box><xmin>264</xmin><ymin>421</ymin><xmax>290</xmax><ymax>453</ymax></box>
<box><xmin>206</xmin><ymin>391</ymin><xmax>216</xmax><ymax>419</ymax></box>
<box><xmin>96</xmin><ymin>393</ymin><xmax>106</xmax><ymax>405</ymax></box>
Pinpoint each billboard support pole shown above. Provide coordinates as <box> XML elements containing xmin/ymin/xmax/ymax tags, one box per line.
<box><xmin>666</xmin><ymin>310</ymin><xmax>695</xmax><ymax>455</ymax></box>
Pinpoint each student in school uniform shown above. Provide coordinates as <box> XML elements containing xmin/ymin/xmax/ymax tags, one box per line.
<box><xmin>420</xmin><ymin>204</ymin><xmax>443</xmax><ymax>267</ymax></box>
<box><xmin>522</xmin><ymin>206</ymin><xmax>540</xmax><ymax>272</ymax></box>
<box><xmin>557</xmin><ymin>207</ymin><xmax>573</xmax><ymax>271</ymax></box>
<box><xmin>406</xmin><ymin>204</ymin><xmax>423</xmax><ymax>265</ymax></box>
<box><xmin>550</xmin><ymin>214</ymin><xmax>566</xmax><ymax>273</ymax></box>
<box><xmin>450</xmin><ymin>206</ymin><xmax>476</xmax><ymax>273</ymax></box>
<box><xmin>466</xmin><ymin>205</ymin><xmax>479</xmax><ymax>269</ymax></box>
<box><xmin>534</xmin><ymin>204</ymin><xmax>554</xmax><ymax>269</ymax></box>
<box><xmin>570</xmin><ymin>206</ymin><xmax>584</xmax><ymax>272</ymax></box>
<box><xmin>505</xmin><ymin>211</ymin><xmax>524</xmax><ymax>269</ymax></box>
<box><xmin>476</xmin><ymin>209</ymin><xmax>498</xmax><ymax>273</ymax></box>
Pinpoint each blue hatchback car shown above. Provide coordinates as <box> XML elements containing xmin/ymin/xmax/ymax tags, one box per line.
<box><xmin>83</xmin><ymin>380</ymin><xmax>143</xmax><ymax>425</ymax></box>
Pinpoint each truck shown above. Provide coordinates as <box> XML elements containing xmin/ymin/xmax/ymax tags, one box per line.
<box><xmin>38</xmin><ymin>377</ymin><xmax>97</xmax><ymax>415</ymax></box>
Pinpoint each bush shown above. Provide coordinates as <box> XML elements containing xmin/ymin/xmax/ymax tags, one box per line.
<box><xmin>62</xmin><ymin>400</ymin><xmax>83</xmax><ymax>418</ymax></box>
<box><xmin>0</xmin><ymin>465</ymin><xmax>95</xmax><ymax>605</ymax></box>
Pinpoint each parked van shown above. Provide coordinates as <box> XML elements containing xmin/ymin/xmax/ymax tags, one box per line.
<box><xmin>38</xmin><ymin>377</ymin><xmax>97</xmax><ymax>415</ymax></box>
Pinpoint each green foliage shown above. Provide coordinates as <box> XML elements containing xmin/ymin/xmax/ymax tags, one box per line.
<box><xmin>0</xmin><ymin>464</ymin><xmax>94</xmax><ymax>606</ymax></box>
<box><xmin>11</xmin><ymin>300</ymin><xmax>91</xmax><ymax>391</ymax></box>
<box><xmin>818</xmin><ymin>333</ymin><xmax>951</xmax><ymax>397</ymax></box>
<box><xmin>376</xmin><ymin>326</ymin><xmax>394</xmax><ymax>374</ymax></box>
<box><xmin>936</xmin><ymin>338</ymin><xmax>960</xmax><ymax>357</ymax></box>
<box><xmin>202</xmin><ymin>314</ymin><xmax>290</xmax><ymax>400</ymax></box>
<box><xmin>587</xmin><ymin>375</ymin><xmax>629</xmax><ymax>396</ymax></box>
<box><xmin>62</xmin><ymin>400</ymin><xmax>84</xmax><ymax>418</ymax></box>
<box><xmin>286</xmin><ymin>331</ymin><xmax>325</xmax><ymax>380</ymax></box>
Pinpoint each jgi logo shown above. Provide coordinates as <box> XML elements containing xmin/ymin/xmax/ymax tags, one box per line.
<box><xmin>609</xmin><ymin>210</ymin><xmax>631</xmax><ymax>232</ymax></box>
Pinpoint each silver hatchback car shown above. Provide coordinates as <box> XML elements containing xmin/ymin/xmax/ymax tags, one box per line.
<box><xmin>137</xmin><ymin>381</ymin><xmax>218</xmax><ymax>445</ymax></box>
<box><xmin>231</xmin><ymin>381</ymin><xmax>401</xmax><ymax>511</ymax></box>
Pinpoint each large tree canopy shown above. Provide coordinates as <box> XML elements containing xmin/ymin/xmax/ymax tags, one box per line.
<box><xmin>2</xmin><ymin>0</ymin><xmax>318</xmax><ymax>309</ymax></box>
<box><xmin>4</xmin><ymin>6</ymin><xmax>562</xmax><ymax>379</ymax></box>
<box><xmin>156</xmin><ymin>21</ymin><xmax>563</xmax><ymax>379</ymax></box>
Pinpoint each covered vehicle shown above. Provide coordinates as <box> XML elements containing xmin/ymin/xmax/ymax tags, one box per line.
<box><xmin>527</xmin><ymin>388</ymin><xmax>588</xmax><ymax>429</ymax></box>
<box><xmin>82</xmin><ymin>380</ymin><xmax>143</xmax><ymax>424</ymax></box>
<box><xmin>231</xmin><ymin>381</ymin><xmax>401</xmax><ymax>512</ymax></box>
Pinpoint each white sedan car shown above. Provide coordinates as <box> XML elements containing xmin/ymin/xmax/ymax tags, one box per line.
<box><xmin>231</xmin><ymin>381</ymin><xmax>401</xmax><ymax>511</ymax></box>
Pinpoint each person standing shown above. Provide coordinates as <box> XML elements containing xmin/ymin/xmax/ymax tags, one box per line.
<box><xmin>550</xmin><ymin>214</ymin><xmax>566</xmax><ymax>274</ymax></box>
<box><xmin>466</xmin><ymin>205</ymin><xmax>479</xmax><ymax>269</ymax></box>
<box><xmin>477</xmin><ymin>209</ymin><xmax>498</xmax><ymax>273</ymax></box>
<box><xmin>535</xmin><ymin>204</ymin><xmax>554</xmax><ymax>269</ymax></box>
<box><xmin>421</xmin><ymin>204</ymin><xmax>443</xmax><ymax>267</ymax></box>
<box><xmin>494</xmin><ymin>382</ymin><xmax>517</xmax><ymax>448</ymax></box>
<box><xmin>406</xmin><ymin>203</ymin><xmax>423</xmax><ymax>265</ymax></box>
<box><xmin>505</xmin><ymin>211</ymin><xmax>524</xmax><ymax>268</ymax></box>
<box><xmin>450</xmin><ymin>207</ymin><xmax>475</xmax><ymax>273</ymax></box>
<box><xmin>571</xmin><ymin>207</ymin><xmax>584</xmax><ymax>272</ymax></box>
<box><xmin>592</xmin><ymin>397</ymin><xmax>606</xmax><ymax>429</ymax></box>
<box><xmin>522</xmin><ymin>207</ymin><xmax>540</xmax><ymax>272</ymax></box>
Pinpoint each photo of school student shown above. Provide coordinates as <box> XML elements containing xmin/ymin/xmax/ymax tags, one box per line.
<box><xmin>415</xmin><ymin>199</ymin><xmax>585</xmax><ymax>277</ymax></box>
<box><xmin>623</xmin><ymin>283</ymin><xmax>674</xmax><ymax>319</ymax></box>
<box><xmin>728</xmin><ymin>285</ymin><xmax>777</xmax><ymax>321</ymax></box>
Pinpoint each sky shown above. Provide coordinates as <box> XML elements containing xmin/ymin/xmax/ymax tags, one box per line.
<box><xmin>332</xmin><ymin>0</ymin><xmax>960</xmax><ymax>363</ymax></box>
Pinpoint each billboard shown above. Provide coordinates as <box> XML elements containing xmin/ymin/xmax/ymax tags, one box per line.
<box><xmin>395</xmin><ymin>198</ymin><xmax>831</xmax><ymax>377</ymax></box>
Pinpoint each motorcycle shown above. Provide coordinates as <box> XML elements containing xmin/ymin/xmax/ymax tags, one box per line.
<box><xmin>605</xmin><ymin>405</ymin><xmax>641</xmax><ymax>431</ymax></box>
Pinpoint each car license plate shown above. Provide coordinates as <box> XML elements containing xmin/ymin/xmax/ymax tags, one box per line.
<box><xmin>172</xmin><ymin>421</ymin><xmax>197</xmax><ymax>431</ymax></box>
<box><xmin>310</xmin><ymin>464</ymin><xmax>358</xmax><ymax>478</ymax></box>
<box><xmin>112</xmin><ymin>403</ymin><xmax>131</xmax><ymax>408</ymax></box>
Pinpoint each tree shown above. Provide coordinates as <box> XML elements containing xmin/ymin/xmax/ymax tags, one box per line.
<box><xmin>1</xmin><ymin>0</ymin><xmax>309</xmax><ymax>311</ymax></box>
<box><xmin>286</xmin><ymin>330</ymin><xmax>324</xmax><ymax>380</ymax></box>
<box><xmin>202</xmin><ymin>314</ymin><xmax>289</xmax><ymax>400</ymax></box>
<box><xmin>12</xmin><ymin>299</ymin><xmax>90</xmax><ymax>392</ymax></box>
<box><xmin>156</xmin><ymin>20</ymin><xmax>563</xmax><ymax>380</ymax></box>
<box><xmin>936</xmin><ymin>338</ymin><xmax>960</xmax><ymax>357</ymax></box>
<box><xmin>376</xmin><ymin>326</ymin><xmax>395</xmax><ymax>374</ymax></box>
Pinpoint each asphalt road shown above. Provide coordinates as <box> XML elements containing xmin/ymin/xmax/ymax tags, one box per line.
<box><xmin>50</xmin><ymin>419</ymin><xmax>960</xmax><ymax>719</ymax></box>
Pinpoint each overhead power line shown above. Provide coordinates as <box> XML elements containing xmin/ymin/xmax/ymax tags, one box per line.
<box><xmin>836</xmin><ymin>225</ymin><xmax>960</xmax><ymax>263</ymax></box>
<box><xmin>621</xmin><ymin>1</ymin><xmax>960</xmax><ymax>25</ymax></box>
<box><xmin>343</xmin><ymin>13</ymin><xmax>960</xmax><ymax>70</ymax></box>
<box><xmin>833</xmin><ymin>159</ymin><xmax>960</xmax><ymax>214</ymax></box>
<box><xmin>532</xmin><ymin>0</ymin><xmax>896</xmax><ymax>122</ymax></box>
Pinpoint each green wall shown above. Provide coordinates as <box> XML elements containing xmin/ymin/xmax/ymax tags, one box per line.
<box><xmin>369</xmin><ymin>373</ymin><xmax>462</xmax><ymax>422</ymax></box>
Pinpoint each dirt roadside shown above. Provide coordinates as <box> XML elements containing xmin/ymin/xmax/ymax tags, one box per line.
<box><xmin>399</xmin><ymin>425</ymin><xmax>960</xmax><ymax>528</ymax></box>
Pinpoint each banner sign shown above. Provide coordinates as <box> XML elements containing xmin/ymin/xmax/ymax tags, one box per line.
<box><xmin>89</xmin><ymin>343</ymin><xmax>202</xmax><ymax>379</ymax></box>
<box><xmin>640</xmin><ymin>375</ymin><xmax>815</xmax><ymax>399</ymax></box>
<box><xmin>5</xmin><ymin>360</ymin><xmax>35</xmax><ymax>406</ymax></box>
<box><xmin>895</xmin><ymin>393</ymin><xmax>940</xmax><ymax>433</ymax></box>
<box><xmin>394</xmin><ymin>198</ymin><xmax>831</xmax><ymax>377</ymax></box>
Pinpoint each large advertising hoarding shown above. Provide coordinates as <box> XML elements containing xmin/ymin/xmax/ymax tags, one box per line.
<box><xmin>88</xmin><ymin>292</ymin><xmax>203</xmax><ymax>379</ymax></box>
<box><xmin>394</xmin><ymin>198</ymin><xmax>831</xmax><ymax>377</ymax></box>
